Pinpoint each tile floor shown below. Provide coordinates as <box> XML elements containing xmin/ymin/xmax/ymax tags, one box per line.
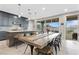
<box><xmin>64</xmin><ymin>40</ymin><xmax>79</xmax><ymax>55</ymax></box>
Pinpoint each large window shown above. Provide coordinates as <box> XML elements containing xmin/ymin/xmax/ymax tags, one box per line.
<box><xmin>66</xmin><ymin>20</ymin><xmax>78</xmax><ymax>27</ymax></box>
<box><xmin>48</xmin><ymin>22</ymin><xmax>60</xmax><ymax>28</ymax></box>
<box><xmin>48</xmin><ymin>20</ymin><xmax>78</xmax><ymax>28</ymax></box>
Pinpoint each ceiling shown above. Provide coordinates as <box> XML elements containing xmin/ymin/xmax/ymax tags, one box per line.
<box><xmin>0</xmin><ymin>4</ymin><xmax>79</xmax><ymax>20</ymax></box>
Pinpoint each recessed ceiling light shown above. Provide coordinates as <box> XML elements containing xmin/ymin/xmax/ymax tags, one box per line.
<box><xmin>21</xmin><ymin>13</ymin><xmax>23</xmax><ymax>15</ymax></box>
<box><xmin>28</xmin><ymin>9</ymin><xmax>31</xmax><ymax>11</ymax></box>
<box><xmin>64</xmin><ymin>9</ymin><xmax>68</xmax><ymax>12</ymax></box>
<box><xmin>18</xmin><ymin>4</ymin><xmax>21</xmax><ymax>7</ymax></box>
<box><xmin>18</xmin><ymin>15</ymin><xmax>21</xmax><ymax>18</ymax></box>
<box><xmin>42</xmin><ymin>8</ymin><xmax>46</xmax><ymax>10</ymax></box>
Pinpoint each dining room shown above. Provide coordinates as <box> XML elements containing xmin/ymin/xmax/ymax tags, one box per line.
<box><xmin>0</xmin><ymin>4</ymin><xmax>79</xmax><ymax>55</ymax></box>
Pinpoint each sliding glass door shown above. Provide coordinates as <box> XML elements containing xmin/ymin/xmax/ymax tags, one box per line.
<box><xmin>66</xmin><ymin>15</ymin><xmax>78</xmax><ymax>40</ymax></box>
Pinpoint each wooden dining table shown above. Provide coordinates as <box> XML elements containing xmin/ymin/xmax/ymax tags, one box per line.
<box><xmin>6</xmin><ymin>31</ymin><xmax>60</xmax><ymax>55</ymax></box>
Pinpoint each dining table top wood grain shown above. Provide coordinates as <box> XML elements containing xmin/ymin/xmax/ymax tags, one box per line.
<box><xmin>14</xmin><ymin>32</ymin><xmax>60</xmax><ymax>49</ymax></box>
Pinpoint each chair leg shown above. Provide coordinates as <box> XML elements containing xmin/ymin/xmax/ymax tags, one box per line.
<box><xmin>37</xmin><ymin>49</ymin><xmax>39</xmax><ymax>55</ymax></box>
<box><xmin>60</xmin><ymin>41</ymin><xmax>62</xmax><ymax>46</ymax></box>
<box><xmin>57</xmin><ymin>44</ymin><xmax>60</xmax><ymax>51</ymax></box>
<box><xmin>37</xmin><ymin>52</ymin><xmax>39</xmax><ymax>55</ymax></box>
<box><xmin>15</xmin><ymin>42</ymin><xmax>17</xmax><ymax>49</ymax></box>
<box><xmin>23</xmin><ymin>44</ymin><xmax>28</xmax><ymax>54</ymax></box>
<box><xmin>51</xmin><ymin>51</ymin><xmax>54</xmax><ymax>55</ymax></box>
<box><xmin>51</xmin><ymin>46</ymin><xmax>54</xmax><ymax>55</ymax></box>
<box><xmin>54</xmin><ymin>45</ymin><xmax>57</xmax><ymax>55</ymax></box>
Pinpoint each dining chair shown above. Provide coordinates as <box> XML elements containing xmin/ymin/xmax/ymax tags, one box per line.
<box><xmin>52</xmin><ymin>36</ymin><xmax>61</xmax><ymax>54</ymax></box>
<box><xmin>35</xmin><ymin>45</ymin><xmax>54</xmax><ymax>55</ymax></box>
<box><xmin>35</xmin><ymin>40</ymin><xmax>54</xmax><ymax>55</ymax></box>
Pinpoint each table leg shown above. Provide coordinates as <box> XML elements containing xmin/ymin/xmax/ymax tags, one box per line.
<box><xmin>29</xmin><ymin>45</ymin><xmax>34</xmax><ymax>55</ymax></box>
<box><xmin>23</xmin><ymin>44</ymin><xmax>28</xmax><ymax>54</ymax></box>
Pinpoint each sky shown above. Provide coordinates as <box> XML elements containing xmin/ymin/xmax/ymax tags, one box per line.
<box><xmin>48</xmin><ymin>20</ymin><xmax>78</xmax><ymax>27</ymax></box>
